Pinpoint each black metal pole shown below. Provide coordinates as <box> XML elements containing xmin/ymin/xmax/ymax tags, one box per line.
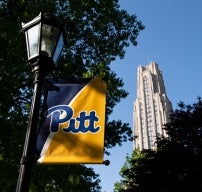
<box><xmin>16</xmin><ymin>67</ymin><xmax>43</xmax><ymax>192</ymax></box>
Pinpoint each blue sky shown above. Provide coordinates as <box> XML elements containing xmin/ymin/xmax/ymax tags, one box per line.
<box><xmin>91</xmin><ymin>1</ymin><xmax>202</xmax><ymax>191</ymax></box>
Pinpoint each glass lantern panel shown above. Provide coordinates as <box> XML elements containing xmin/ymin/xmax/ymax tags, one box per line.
<box><xmin>27</xmin><ymin>24</ymin><xmax>40</xmax><ymax>58</ymax></box>
<box><xmin>53</xmin><ymin>33</ymin><xmax>64</xmax><ymax>64</ymax></box>
<box><xmin>41</xmin><ymin>24</ymin><xmax>59</xmax><ymax>58</ymax></box>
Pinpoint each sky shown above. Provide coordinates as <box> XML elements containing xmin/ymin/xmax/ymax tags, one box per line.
<box><xmin>91</xmin><ymin>0</ymin><xmax>202</xmax><ymax>191</ymax></box>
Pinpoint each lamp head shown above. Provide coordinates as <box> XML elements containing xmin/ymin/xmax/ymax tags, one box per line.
<box><xmin>22</xmin><ymin>13</ymin><xmax>67</xmax><ymax>72</ymax></box>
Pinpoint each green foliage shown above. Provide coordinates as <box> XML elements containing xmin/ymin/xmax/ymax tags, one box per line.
<box><xmin>0</xmin><ymin>0</ymin><xmax>144</xmax><ymax>191</ymax></box>
<box><xmin>30</xmin><ymin>165</ymin><xmax>101</xmax><ymax>192</ymax></box>
<box><xmin>164</xmin><ymin>97</ymin><xmax>202</xmax><ymax>153</ymax></box>
<box><xmin>114</xmin><ymin>149</ymin><xmax>156</xmax><ymax>192</ymax></box>
<box><xmin>115</xmin><ymin>98</ymin><xmax>202</xmax><ymax>192</ymax></box>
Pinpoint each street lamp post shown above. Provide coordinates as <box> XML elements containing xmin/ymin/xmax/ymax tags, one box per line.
<box><xmin>16</xmin><ymin>13</ymin><xmax>67</xmax><ymax>192</ymax></box>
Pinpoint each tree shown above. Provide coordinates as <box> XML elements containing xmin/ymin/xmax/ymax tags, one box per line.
<box><xmin>115</xmin><ymin>98</ymin><xmax>202</xmax><ymax>192</ymax></box>
<box><xmin>0</xmin><ymin>0</ymin><xmax>144</xmax><ymax>191</ymax></box>
<box><xmin>114</xmin><ymin>149</ymin><xmax>156</xmax><ymax>192</ymax></box>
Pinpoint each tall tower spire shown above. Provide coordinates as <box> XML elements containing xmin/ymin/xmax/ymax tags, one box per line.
<box><xmin>133</xmin><ymin>62</ymin><xmax>172</xmax><ymax>150</ymax></box>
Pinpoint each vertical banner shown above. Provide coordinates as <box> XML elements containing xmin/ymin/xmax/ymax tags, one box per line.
<box><xmin>37</xmin><ymin>77</ymin><xmax>106</xmax><ymax>164</ymax></box>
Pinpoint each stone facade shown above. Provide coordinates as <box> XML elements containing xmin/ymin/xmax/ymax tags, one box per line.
<box><xmin>133</xmin><ymin>62</ymin><xmax>172</xmax><ymax>149</ymax></box>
